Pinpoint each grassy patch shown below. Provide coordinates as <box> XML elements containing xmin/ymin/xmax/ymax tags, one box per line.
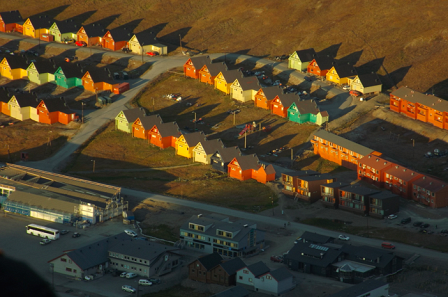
<box><xmin>294</xmin><ymin>154</ymin><xmax>349</xmax><ymax>174</ymax></box>
<box><xmin>143</xmin><ymin>285</ymin><xmax>210</xmax><ymax>297</ymax></box>
<box><xmin>143</xmin><ymin>224</ymin><xmax>178</xmax><ymax>242</ymax></box>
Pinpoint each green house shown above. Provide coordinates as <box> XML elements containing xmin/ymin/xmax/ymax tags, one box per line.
<box><xmin>27</xmin><ymin>60</ymin><xmax>57</xmax><ymax>85</ymax></box>
<box><xmin>287</xmin><ymin>100</ymin><xmax>329</xmax><ymax>125</ymax></box>
<box><xmin>115</xmin><ymin>108</ymin><xmax>147</xmax><ymax>133</ymax></box>
<box><xmin>54</xmin><ymin>64</ymin><xmax>83</xmax><ymax>89</ymax></box>
<box><xmin>49</xmin><ymin>20</ymin><xmax>79</xmax><ymax>43</ymax></box>
<box><xmin>288</xmin><ymin>48</ymin><xmax>316</xmax><ymax>71</ymax></box>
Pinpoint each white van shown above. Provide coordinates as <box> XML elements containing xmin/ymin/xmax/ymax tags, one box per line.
<box><xmin>124</xmin><ymin>230</ymin><xmax>138</xmax><ymax>237</ymax></box>
<box><xmin>138</xmin><ymin>279</ymin><xmax>152</xmax><ymax>286</ymax></box>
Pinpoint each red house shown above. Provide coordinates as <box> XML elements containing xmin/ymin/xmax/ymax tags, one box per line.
<box><xmin>412</xmin><ymin>176</ymin><xmax>448</xmax><ymax>208</ymax></box>
<box><xmin>307</xmin><ymin>56</ymin><xmax>335</xmax><ymax>77</ymax></box>
<box><xmin>271</xmin><ymin>93</ymin><xmax>300</xmax><ymax>118</ymax></box>
<box><xmin>358</xmin><ymin>154</ymin><xmax>395</xmax><ymax>188</ymax></box>
<box><xmin>103</xmin><ymin>27</ymin><xmax>132</xmax><ymax>51</ymax></box>
<box><xmin>198</xmin><ymin>62</ymin><xmax>227</xmax><ymax>85</ymax></box>
<box><xmin>132</xmin><ymin>115</ymin><xmax>163</xmax><ymax>140</ymax></box>
<box><xmin>148</xmin><ymin>121</ymin><xmax>181</xmax><ymax>149</ymax></box>
<box><xmin>184</xmin><ymin>56</ymin><xmax>211</xmax><ymax>79</ymax></box>
<box><xmin>383</xmin><ymin>165</ymin><xmax>422</xmax><ymax>199</ymax></box>
<box><xmin>0</xmin><ymin>10</ymin><xmax>23</xmax><ymax>33</ymax></box>
<box><xmin>252</xmin><ymin>164</ymin><xmax>276</xmax><ymax>184</ymax></box>
<box><xmin>254</xmin><ymin>86</ymin><xmax>283</xmax><ymax>110</ymax></box>
<box><xmin>228</xmin><ymin>154</ymin><xmax>260</xmax><ymax>181</ymax></box>
<box><xmin>37</xmin><ymin>98</ymin><xmax>77</xmax><ymax>125</ymax></box>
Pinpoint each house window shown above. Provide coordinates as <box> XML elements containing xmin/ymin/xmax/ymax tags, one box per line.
<box><xmin>66</xmin><ymin>268</ymin><xmax>72</xmax><ymax>272</ymax></box>
<box><xmin>239</xmin><ymin>276</ymin><xmax>243</xmax><ymax>280</ymax></box>
<box><xmin>191</xmin><ymin>269</ymin><xmax>195</xmax><ymax>273</ymax></box>
<box><xmin>61</xmin><ymin>258</ymin><xmax>67</xmax><ymax>262</ymax></box>
<box><xmin>249</xmin><ymin>278</ymin><xmax>253</xmax><ymax>283</ymax></box>
<box><xmin>266</xmin><ymin>275</ymin><xmax>272</xmax><ymax>280</ymax></box>
<box><xmin>243</xmin><ymin>270</ymin><xmax>249</xmax><ymax>274</ymax></box>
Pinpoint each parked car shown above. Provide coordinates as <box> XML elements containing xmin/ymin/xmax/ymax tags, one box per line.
<box><xmin>72</xmin><ymin>232</ymin><xmax>81</xmax><ymax>238</ymax></box>
<box><xmin>381</xmin><ymin>242</ymin><xmax>395</xmax><ymax>249</ymax></box>
<box><xmin>60</xmin><ymin>230</ymin><xmax>69</xmax><ymax>235</ymax></box>
<box><xmin>84</xmin><ymin>275</ymin><xmax>94</xmax><ymax>281</ymax></box>
<box><xmin>401</xmin><ymin>217</ymin><xmax>411</xmax><ymax>224</ymax></box>
<box><xmin>40</xmin><ymin>239</ymin><xmax>52</xmax><ymax>245</ymax></box>
<box><xmin>338</xmin><ymin>234</ymin><xmax>350</xmax><ymax>241</ymax></box>
<box><xmin>138</xmin><ymin>279</ymin><xmax>152</xmax><ymax>286</ymax></box>
<box><xmin>342</xmin><ymin>85</ymin><xmax>350</xmax><ymax>90</ymax></box>
<box><xmin>124</xmin><ymin>230</ymin><xmax>138</xmax><ymax>237</ymax></box>
<box><xmin>440</xmin><ymin>229</ymin><xmax>448</xmax><ymax>234</ymax></box>
<box><xmin>146</xmin><ymin>51</ymin><xmax>159</xmax><ymax>56</ymax></box>
<box><xmin>349</xmin><ymin>90</ymin><xmax>362</xmax><ymax>97</ymax></box>
<box><xmin>149</xmin><ymin>278</ymin><xmax>161</xmax><ymax>284</ymax></box>
<box><xmin>122</xmin><ymin>285</ymin><xmax>136</xmax><ymax>293</ymax></box>
<box><xmin>126</xmin><ymin>272</ymin><xmax>137</xmax><ymax>279</ymax></box>
<box><xmin>120</xmin><ymin>272</ymin><xmax>128</xmax><ymax>278</ymax></box>
<box><xmin>413</xmin><ymin>222</ymin><xmax>423</xmax><ymax>227</ymax></box>
<box><xmin>388</xmin><ymin>214</ymin><xmax>398</xmax><ymax>220</ymax></box>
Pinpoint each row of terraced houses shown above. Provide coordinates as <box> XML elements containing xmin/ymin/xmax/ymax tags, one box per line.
<box><xmin>114</xmin><ymin>108</ymin><xmax>276</xmax><ymax>184</ymax></box>
<box><xmin>0</xmin><ymin>10</ymin><xmax>167</xmax><ymax>54</ymax></box>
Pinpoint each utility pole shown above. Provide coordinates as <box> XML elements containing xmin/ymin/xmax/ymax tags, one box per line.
<box><xmin>91</xmin><ymin>159</ymin><xmax>95</xmax><ymax>173</ymax></box>
<box><xmin>411</xmin><ymin>138</ymin><xmax>415</xmax><ymax>159</ymax></box>
<box><xmin>244</xmin><ymin>131</ymin><xmax>247</xmax><ymax>149</ymax></box>
<box><xmin>81</xmin><ymin>101</ymin><xmax>85</xmax><ymax>125</ymax></box>
<box><xmin>192</xmin><ymin>112</ymin><xmax>197</xmax><ymax>130</ymax></box>
<box><xmin>141</xmin><ymin>43</ymin><xmax>144</xmax><ymax>63</ymax></box>
<box><xmin>179</xmin><ymin>34</ymin><xmax>183</xmax><ymax>53</ymax></box>
<box><xmin>233</xmin><ymin>112</ymin><xmax>236</xmax><ymax>126</ymax></box>
<box><xmin>152</xmin><ymin>97</ymin><xmax>155</xmax><ymax>113</ymax></box>
<box><xmin>291</xmin><ymin>148</ymin><xmax>293</xmax><ymax>167</ymax></box>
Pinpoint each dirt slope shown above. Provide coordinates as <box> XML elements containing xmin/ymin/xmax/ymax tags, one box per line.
<box><xmin>5</xmin><ymin>1</ymin><xmax>448</xmax><ymax>95</ymax></box>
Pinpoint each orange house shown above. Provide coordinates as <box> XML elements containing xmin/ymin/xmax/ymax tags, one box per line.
<box><xmin>198</xmin><ymin>62</ymin><xmax>227</xmax><ymax>85</ymax></box>
<box><xmin>0</xmin><ymin>10</ymin><xmax>23</xmax><ymax>33</ymax></box>
<box><xmin>254</xmin><ymin>86</ymin><xmax>283</xmax><ymax>110</ymax></box>
<box><xmin>383</xmin><ymin>165</ymin><xmax>422</xmax><ymax>199</ymax></box>
<box><xmin>252</xmin><ymin>164</ymin><xmax>276</xmax><ymax>184</ymax></box>
<box><xmin>102</xmin><ymin>27</ymin><xmax>132</xmax><ymax>51</ymax></box>
<box><xmin>312</xmin><ymin>130</ymin><xmax>380</xmax><ymax>170</ymax></box>
<box><xmin>37</xmin><ymin>98</ymin><xmax>77</xmax><ymax>125</ymax></box>
<box><xmin>271</xmin><ymin>93</ymin><xmax>300</xmax><ymax>118</ymax></box>
<box><xmin>412</xmin><ymin>176</ymin><xmax>448</xmax><ymax>208</ymax></box>
<box><xmin>77</xmin><ymin>23</ymin><xmax>107</xmax><ymax>46</ymax></box>
<box><xmin>358</xmin><ymin>154</ymin><xmax>395</xmax><ymax>188</ymax></box>
<box><xmin>132</xmin><ymin>115</ymin><xmax>163</xmax><ymax>140</ymax></box>
<box><xmin>228</xmin><ymin>154</ymin><xmax>261</xmax><ymax>181</ymax></box>
<box><xmin>0</xmin><ymin>87</ymin><xmax>11</xmax><ymax>115</ymax></box>
<box><xmin>184</xmin><ymin>56</ymin><xmax>210</xmax><ymax>79</ymax></box>
<box><xmin>81</xmin><ymin>68</ymin><xmax>116</xmax><ymax>93</ymax></box>
<box><xmin>307</xmin><ymin>56</ymin><xmax>334</xmax><ymax>77</ymax></box>
<box><xmin>148</xmin><ymin>121</ymin><xmax>181</xmax><ymax>149</ymax></box>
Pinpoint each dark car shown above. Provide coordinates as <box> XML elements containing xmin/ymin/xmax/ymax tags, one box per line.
<box><xmin>149</xmin><ymin>278</ymin><xmax>161</xmax><ymax>284</ymax></box>
<box><xmin>72</xmin><ymin>232</ymin><xmax>81</xmax><ymax>238</ymax></box>
<box><xmin>60</xmin><ymin>230</ymin><xmax>69</xmax><ymax>235</ymax></box>
<box><xmin>401</xmin><ymin>217</ymin><xmax>412</xmax><ymax>224</ymax></box>
<box><xmin>413</xmin><ymin>222</ymin><xmax>423</xmax><ymax>227</ymax></box>
<box><xmin>440</xmin><ymin>229</ymin><xmax>448</xmax><ymax>234</ymax></box>
<box><xmin>421</xmin><ymin>223</ymin><xmax>430</xmax><ymax>228</ymax></box>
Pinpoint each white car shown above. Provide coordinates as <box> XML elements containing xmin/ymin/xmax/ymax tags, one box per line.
<box><xmin>40</xmin><ymin>238</ymin><xmax>52</xmax><ymax>245</ymax></box>
<box><xmin>120</xmin><ymin>272</ymin><xmax>128</xmax><ymax>278</ymax></box>
<box><xmin>122</xmin><ymin>285</ymin><xmax>136</xmax><ymax>293</ymax></box>
<box><xmin>138</xmin><ymin>279</ymin><xmax>152</xmax><ymax>286</ymax></box>
<box><xmin>388</xmin><ymin>214</ymin><xmax>398</xmax><ymax>220</ymax></box>
<box><xmin>342</xmin><ymin>85</ymin><xmax>350</xmax><ymax>90</ymax></box>
<box><xmin>126</xmin><ymin>272</ymin><xmax>137</xmax><ymax>279</ymax></box>
<box><xmin>124</xmin><ymin>230</ymin><xmax>138</xmax><ymax>237</ymax></box>
<box><xmin>84</xmin><ymin>275</ymin><xmax>94</xmax><ymax>281</ymax></box>
<box><xmin>338</xmin><ymin>235</ymin><xmax>350</xmax><ymax>241</ymax></box>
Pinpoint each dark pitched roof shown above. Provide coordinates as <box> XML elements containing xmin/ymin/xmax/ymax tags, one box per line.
<box><xmin>285</xmin><ymin>241</ymin><xmax>343</xmax><ymax>268</ymax></box>
<box><xmin>42</xmin><ymin>98</ymin><xmax>73</xmax><ymax>113</ymax></box>
<box><xmin>294</xmin><ymin>100</ymin><xmax>320</xmax><ymax>115</ymax></box>
<box><xmin>220</xmin><ymin>257</ymin><xmax>246</xmax><ymax>275</ymax></box>
<box><xmin>54</xmin><ymin>20</ymin><xmax>79</xmax><ymax>34</ymax></box>
<box><xmin>384</xmin><ymin>165</ymin><xmax>420</xmax><ymax>182</ymax></box>
<box><xmin>4</xmin><ymin>55</ymin><xmax>29</xmax><ymax>69</ymax></box>
<box><xmin>293</xmin><ymin>48</ymin><xmax>316</xmax><ymax>62</ymax></box>
<box><xmin>277</xmin><ymin>93</ymin><xmax>300</xmax><ymax>109</ymax></box>
<box><xmin>340</xmin><ymin>185</ymin><xmax>379</xmax><ymax>196</ymax></box>
<box><xmin>412</xmin><ymin>175</ymin><xmax>448</xmax><ymax>193</ymax></box>
<box><xmin>0</xmin><ymin>10</ymin><xmax>23</xmax><ymax>24</ymax></box>
<box><xmin>314</xmin><ymin>130</ymin><xmax>374</xmax><ymax>156</ymax></box>
<box><xmin>139</xmin><ymin>114</ymin><xmax>163</xmax><ymax>130</ymax></box>
<box><xmin>246</xmin><ymin>261</ymin><xmax>270</xmax><ymax>277</ymax></box>
<box><xmin>213</xmin><ymin>146</ymin><xmax>242</xmax><ymax>163</ymax></box>
<box><xmin>28</xmin><ymin>15</ymin><xmax>53</xmax><ymax>30</ymax></box>
<box><xmin>32</xmin><ymin>60</ymin><xmax>58</xmax><ymax>74</ymax></box>
<box><xmin>369</xmin><ymin>191</ymin><xmax>399</xmax><ymax>200</ymax></box>
<box><xmin>237</xmin><ymin>76</ymin><xmax>260</xmax><ymax>91</ymax></box>
<box><xmin>220</xmin><ymin>69</ymin><xmax>243</xmax><ymax>84</ymax></box>
<box><xmin>259</xmin><ymin>86</ymin><xmax>283</xmax><ymax>100</ymax></box>
<box><xmin>13</xmin><ymin>93</ymin><xmax>39</xmax><ymax>108</ymax></box>
<box><xmin>263</xmin><ymin>164</ymin><xmax>276</xmax><ymax>175</ymax></box>
<box><xmin>332</xmin><ymin>63</ymin><xmax>357</xmax><ymax>78</ymax></box>
<box><xmin>183</xmin><ymin>131</ymin><xmax>207</xmax><ymax>147</ymax></box>
<box><xmin>357</xmin><ymin>73</ymin><xmax>381</xmax><ymax>88</ymax></box>
<box><xmin>57</xmin><ymin>63</ymin><xmax>85</xmax><ymax>78</ymax></box>
<box><xmin>81</xmin><ymin>22</ymin><xmax>107</xmax><ymax>37</ymax></box>
<box><xmin>342</xmin><ymin>245</ymin><xmax>397</xmax><ymax>269</ymax></box>
<box><xmin>87</xmin><ymin>67</ymin><xmax>115</xmax><ymax>84</ymax></box>
<box><xmin>206</xmin><ymin>62</ymin><xmax>227</xmax><ymax>76</ymax></box>
<box><xmin>0</xmin><ymin>88</ymin><xmax>12</xmax><ymax>103</ymax></box>
<box><xmin>328</xmin><ymin>279</ymin><xmax>388</xmax><ymax>297</ymax></box>
<box><xmin>157</xmin><ymin>121</ymin><xmax>180</xmax><ymax>138</ymax></box>
<box><xmin>391</xmin><ymin>87</ymin><xmax>448</xmax><ymax>112</ymax></box>
<box><xmin>269</xmin><ymin>267</ymin><xmax>293</xmax><ymax>282</ymax></box>
<box><xmin>282</xmin><ymin>170</ymin><xmax>319</xmax><ymax>177</ymax></box>
<box><xmin>300</xmin><ymin>231</ymin><xmax>335</xmax><ymax>244</ymax></box>
<box><xmin>196</xmin><ymin>253</ymin><xmax>223</xmax><ymax>271</ymax></box>
<box><xmin>359</xmin><ymin>154</ymin><xmax>394</xmax><ymax>170</ymax></box>
<box><xmin>189</xmin><ymin>56</ymin><xmax>210</xmax><ymax>69</ymax></box>
<box><xmin>122</xmin><ymin>108</ymin><xmax>146</xmax><ymax>123</ymax></box>
<box><xmin>321</xmin><ymin>181</ymin><xmax>349</xmax><ymax>189</ymax></box>
<box><xmin>234</xmin><ymin>154</ymin><xmax>260</xmax><ymax>171</ymax></box>
<box><xmin>298</xmin><ymin>173</ymin><xmax>333</xmax><ymax>182</ymax></box>
<box><xmin>211</xmin><ymin>286</ymin><xmax>249</xmax><ymax>297</ymax></box>
<box><xmin>108</xmin><ymin>27</ymin><xmax>133</xmax><ymax>42</ymax></box>
<box><xmin>109</xmin><ymin>239</ymin><xmax>177</xmax><ymax>262</ymax></box>
<box><xmin>313</xmin><ymin>55</ymin><xmax>335</xmax><ymax>70</ymax></box>
<box><xmin>200</xmin><ymin>139</ymin><xmax>224</xmax><ymax>155</ymax></box>
<box><xmin>134</xmin><ymin>31</ymin><xmax>158</xmax><ymax>45</ymax></box>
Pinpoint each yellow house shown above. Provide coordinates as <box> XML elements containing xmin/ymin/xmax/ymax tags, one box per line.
<box><xmin>326</xmin><ymin>64</ymin><xmax>357</xmax><ymax>86</ymax></box>
<box><xmin>23</xmin><ymin>15</ymin><xmax>53</xmax><ymax>38</ymax></box>
<box><xmin>7</xmin><ymin>93</ymin><xmax>39</xmax><ymax>121</ymax></box>
<box><xmin>192</xmin><ymin>139</ymin><xmax>224</xmax><ymax>164</ymax></box>
<box><xmin>0</xmin><ymin>56</ymin><xmax>29</xmax><ymax>80</ymax></box>
<box><xmin>349</xmin><ymin>73</ymin><xmax>382</xmax><ymax>95</ymax></box>
<box><xmin>230</xmin><ymin>76</ymin><xmax>260</xmax><ymax>102</ymax></box>
<box><xmin>128</xmin><ymin>32</ymin><xmax>168</xmax><ymax>55</ymax></box>
<box><xmin>175</xmin><ymin>132</ymin><xmax>206</xmax><ymax>159</ymax></box>
<box><xmin>214</xmin><ymin>69</ymin><xmax>242</xmax><ymax>94</ymax></box>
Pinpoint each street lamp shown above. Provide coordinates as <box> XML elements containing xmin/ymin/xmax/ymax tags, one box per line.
<box><xmin>192</xmin><ymin>111</ymin><xmax>197</xmax><ymax>130</ymax></box>
<box><xmin>81</xmin><ymin>101</ymin><xmax>85</xmax><ymax>124</ymax></box>
<box><xmin>141</xmin><ymin>43</ymin><xmax>144</xmax><ymax>63</ymax></box>
<box><xmin>91</xmin><ymin>159</ymin><xmax>95</xmax><ymax>173</ymax></box>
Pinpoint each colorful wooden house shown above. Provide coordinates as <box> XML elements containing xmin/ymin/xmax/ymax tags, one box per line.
<box><xmin>228</xmin><ymin>154</ymin><xmax>260</xmax><ymax>181</ymax></box>
<box><xmin>0</xmin><ymin>55</ymin><xmax>29</xmax><ymax>80</ymax></box>
<box><xmin>214</xmin><ymin>69</ymin><xmax>243</xmax><ymax>95</ymax></box>
<box><xmin>211</xmin><ymin>146</ymin><xmax>242</xmax><ymax>173</ymax></box>
<box><xmin>350</xmin><ymin>73</ymin><xmax>382</xmax><ymax>95</ymax></box>
<box><xmin>252</xmin><ymin>164</ymin><xmax>276</xmax><ymax>184</ymax></box>
<box><xmin>148</xmin><ymin>121</ymin><xmax>181</xmax><ymax>149</ymax></box>
<box><xmin>230</xmin><ymin>76</ymin><xmax>260</xmax><ymax>102</ymax></box>
<box><xmin>23</xmin><ymin>15</ymin><xmax>53</xmax><ymax>38</ymax></box>
<box><xmin>254</xmin><ymin>86</ymin><xmax>283</xmax><ymax>110</ymax></box>
<box><xmin>53</xmin><ymin>63</ymin><xmax>84</xmax><ymax>89</ymax></box>
<box><xmin>8</xmin><ymin>93</ymin><xmax>40</xmax><ymax>121</ymax></box>
<box><xmin>0</xmin><ymin>87</ymin><xmax>11</xmax><ymax>115</ymax></box>
<box><xmin>0</xmin><ymin>10</ymin><xmax>24</xmax><ymax>33</ymax></box>
<box><xmin>27</xmin><ymin>60</ymin><xmax>57</xmax><ymax>85</ymax></box>
<box><xmin>115</xmin><ymin>108</ymin><xmax>146</xmax><ymax>133</ymax></box>
<box><xmin>132</xmin><ymin>115</ymin><xmax>163</xmax><ymax>140</ymax></box>
<box><xmin>192</xmin><ymin>139</ymin><xmax>224</xmax><ymax>164</ymax></box>
<box><xmin>326</xmin><ymin>64</ymin><xmax>357</xmax><ymax>86</ymax></box>
<box><xmin>383</xmin><ymin>165</ymin><xmax>421</xmax><ymax>200</ymax></box>
<box><xmin>49</xmin><ymin>20</ymin><xmax>79</xmax><ymax>43</ymax></box>
<box><xmin>287</xmin><ymin>100</ymin><xmax>329</xmax><ymax>125</ymax></box>
<box><xmin>103</xmin><ymin>27</ymin><xmax>133</xmax><ymax>51</ymax></box>
<box><xmin>288</xmin><ymin>48</ymin><xmax>316</xmax><ymax>71</ymax></box>
<box><xmin>128</xmin><ymin>31</ymin><xmax>167</xmax><ymax>55</ymax></box>
<box><xmin>81</xmin><ymin>67</ymin><xmax>116</xmax><ymax>93</ymax></box>
<box><xmin>198</xmin><ymin>62</ymin><xmax>227</xmax><ymax>85</ymax></box>
<box><xmin>175</xmin><ymin>131</ymin><xmax>207</xmax><ymax>159</ymax></box>
<box><xmin>307</xmin><ymin>56</ymin><xmax>335</xmax><ymax>77</ymax></box>
<box><xmin>77</xmin><ymin>23</ymin><xmax>106</xmax><ymax>46</ymax></box>
<box><xmin>184</xmin><ymin>56</ymin><xmax>211</xmax><ymax>79</ymax></box>
<box><xmin>37</xmin><ymin>97</ymin><xmax>77</xmax><ymax>125</ymax></box>
<box><xmin>282</xmin><ymin>172</ymin><xmax>334</xmax><ymax>202</ymax></box>
<box><xmin>271</xmin><ymin>93</ymin><xmax>300</xmax><ymax>118</ymax></box>
<box><xmin>357</xmin><ymin>154</ymin><xmax>395</xmax><ymax>188</ymax></box>
<box><xmin>412</xmin><ymin>176</ymin><xmax>448</xmax><ymax>208</ymax></box>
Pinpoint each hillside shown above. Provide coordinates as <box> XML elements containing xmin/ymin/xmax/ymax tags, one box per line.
<box><xmin>4</xmin><ymin>1</ymin><xmax>448</xmax><ymax>95</ymax></box>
